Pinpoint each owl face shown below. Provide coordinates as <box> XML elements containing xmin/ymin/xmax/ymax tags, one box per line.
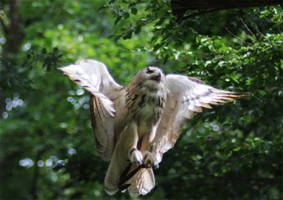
<box><xmin>144</xmin><ymin>66</ymin><xmax>163</xmax><ymax>82</ymax></box>
<box><xmin>136</xmin><ymin>67</ymin><xmax>166</xmax><ymax>93</ymax></box>
<box><xmin>134</xmin><ymin>66</ymin><xmax>163</xmax><ymax>82</ymax></box>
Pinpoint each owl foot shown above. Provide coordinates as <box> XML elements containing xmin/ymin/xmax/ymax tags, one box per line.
<box><xmin>129</xmin><ymin>148</ymin><xmax>143</xmax><ymax>165</ymax></box>
<box><xmin>142</xmin><ymin>151</ymin><xmax>154</xmax><ymax>168</ymax></box>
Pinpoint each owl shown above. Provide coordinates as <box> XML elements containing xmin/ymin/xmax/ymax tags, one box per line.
<box><xmin>59</xmin><ymin>59</ymin><xmax>246</xmax><ymax>197</ymax></box>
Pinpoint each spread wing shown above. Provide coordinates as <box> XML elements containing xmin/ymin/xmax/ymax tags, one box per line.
<box><xmin>152</xmin><ymin>74</ymin><xmax>246</xmax><ymax>165</ymax></box>
<box><xmin>59</xmin><ymin>59</ymin><xmax>124</xmax><ymax>161</ymax></box>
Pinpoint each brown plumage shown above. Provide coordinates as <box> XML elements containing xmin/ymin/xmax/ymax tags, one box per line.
<box><xmin>59</xmin><ymin>59</ymin><xmax>247</xmax><ymax>197</ymax></box>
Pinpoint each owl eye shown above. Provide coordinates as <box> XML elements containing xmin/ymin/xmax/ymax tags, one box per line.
<box><xmin>146</xmin><ymin>67</ymin><xmax>154</xmax><ymax>74</ymax></box>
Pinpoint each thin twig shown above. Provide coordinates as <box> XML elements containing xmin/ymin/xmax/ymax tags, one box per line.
<box><xmin>179</xmin><ymin>8</ymin><xmax>221</xmax><ymax>22</ymax></box>
<box><xmin>240</xmin><ymin>18</ymin><xmax>255</xmax><ymax>38</ymax></box>
<box><xmin>0</xmin><ymin>10</ymin><xmax>9</xmax><ymax>34</ymax></box>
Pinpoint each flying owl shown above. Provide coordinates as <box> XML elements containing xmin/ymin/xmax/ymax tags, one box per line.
<box><xmin>59</xmin><ymin>59</ymin><xmax>246</xmax><ymax>197</ymax></box>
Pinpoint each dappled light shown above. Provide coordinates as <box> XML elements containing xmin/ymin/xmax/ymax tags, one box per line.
<box><xmin>19</xmin><ymin>158</ymin><xmax>34</xmax><ymax>168</ymax></box>
<box><xmin>0</xmin><ymin>0</ymin><xmax>282</xmax><ymax>199</ymax></box>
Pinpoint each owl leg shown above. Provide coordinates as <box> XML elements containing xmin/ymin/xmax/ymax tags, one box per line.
<box><xmin>139</xmin><ymin>133</ymin><xmax>156</xmax><ymax>168</ymax></box>
<box><xmin>125</xmin><ymin>123</ymin><xmax>143</xmax><ymax>165</ymax></box>
<box><xmin>104</xmin><ymin>122</ymin><xmax>142</xmax><ymax>195</ymax></box>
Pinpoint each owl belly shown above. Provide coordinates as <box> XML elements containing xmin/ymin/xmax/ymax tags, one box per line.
<box><xmin>136</xmin><ymin>104</ymin><xmax>161</xmax><ymax>130</ymax></box>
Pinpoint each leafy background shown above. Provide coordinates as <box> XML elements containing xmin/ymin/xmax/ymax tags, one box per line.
<box><xmin>0</xmin><ymin>0</ymin><xmax>282</xmax><ymax>199</ymax></box>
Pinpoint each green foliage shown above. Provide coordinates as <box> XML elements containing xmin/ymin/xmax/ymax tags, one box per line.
<box><xmin>0</xmin><ymin>0</ymin><xmax>282</xmax><ymax>199</ymax></box>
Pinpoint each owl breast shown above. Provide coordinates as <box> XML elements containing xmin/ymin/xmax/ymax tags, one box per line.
<box><xmin>126</xmin><ymin>90</ymin><xmax>166</xmax><ymax>135</ymax></box>
<box><xmin>137</xmin><ymin>95</ymin><xmax>164</xmax><ymax>121</ymax></box>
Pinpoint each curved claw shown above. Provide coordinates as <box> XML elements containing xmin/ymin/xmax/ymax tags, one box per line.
<box><xmin>143</xmin><ymin>151</ymin><xmax>154</xmax><ymax>168</ymax></box>
<box><xmin>129</xmin><ymin>148</ymin><xmax>143</xmax><ymax>165</ymax></box>
<box><xmin>119</xmin><ymin>151</ymin><xmax>157</xmax><ymax>193</ymax></box>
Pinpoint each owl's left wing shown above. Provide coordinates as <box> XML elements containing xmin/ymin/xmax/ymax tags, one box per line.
<box><xmin>59</xmin><ymin>59</ymin><xmax>124</xmax><ymax>161</ymax></box>
<box><xmin>152</xmin><ymin>74</ymin><xmax>247</xmax><ymax>165</ymax></box>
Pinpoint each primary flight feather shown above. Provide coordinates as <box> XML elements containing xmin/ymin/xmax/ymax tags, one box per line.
<box><xmin>59</xmin><ymin>59</ymin><xmax>246</xmax><ymax>197</ymax></box>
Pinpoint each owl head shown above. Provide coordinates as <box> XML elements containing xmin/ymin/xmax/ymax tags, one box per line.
<box><xmin>130</xmin><ymin>67</ymin><xmax>166</xmax><ymax>93</ymax></box>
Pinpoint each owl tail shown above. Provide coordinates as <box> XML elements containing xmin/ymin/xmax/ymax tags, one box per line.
<box><xmin>128</xmin><ymin>167</ymin><xmax>155</xmax><ymax>197</ymax></box>
<box><xmin>119</xmin><ymin>164</ymin><xmax>155</xmax><ymax>197</ymax></box>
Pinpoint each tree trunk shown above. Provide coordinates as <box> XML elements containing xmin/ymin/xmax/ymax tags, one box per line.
<box><xmin>0</xmin><ymin>1</ymin><xmax>23</xmax><ymax>193</ymax></box>
<box><xmin>3</xmin><ymin>0</ymin><xmax>23</xmax><ymax>57</ymax></box>
<box><xmin>0</xmin><ymin>0</ymin><xmax>24</xmax><ymax>118</ymax></box>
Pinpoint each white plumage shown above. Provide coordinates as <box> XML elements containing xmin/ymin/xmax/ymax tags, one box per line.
<box><xmin>59</xmin><ymin>59</ymin><xmax>246</xmax><ymax>196</ymax></box>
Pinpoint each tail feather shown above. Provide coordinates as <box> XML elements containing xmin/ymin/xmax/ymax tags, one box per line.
<box><xmin>128</xmin><ymin>167</ymin><xmax>155</xmax><ymax>197</ymax></box>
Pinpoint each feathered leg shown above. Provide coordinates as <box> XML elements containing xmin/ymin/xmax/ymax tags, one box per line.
<box><xmin>104</xmin><ymin>122</ymin><xmax>141</xmax><ymax>195</ymax></box>
<box><xmin>127</xmin><ymin>131</ymin><xmax>156</xmax><ymax>197</ymax></box>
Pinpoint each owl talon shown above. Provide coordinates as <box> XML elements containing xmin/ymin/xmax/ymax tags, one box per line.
<box><xmin>153</xmin><ymin>163</ymin><xmax>159</xmax><ymax>169</ymax></box>
<box><xmin>143</xmin><ymin>151</ymin><xmax>154</xmax><ymax>168</ymax></box>
<box><xmin>129</xmin><ymin>148</ymin><xmax>143</xmax><ymax>165</ymax></box>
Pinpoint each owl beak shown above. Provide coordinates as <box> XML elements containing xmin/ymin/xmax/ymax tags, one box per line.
<box><xmin>151</xmin><ymin>73</ymin><xmax>161</xmax><ymax>82</ymax></box>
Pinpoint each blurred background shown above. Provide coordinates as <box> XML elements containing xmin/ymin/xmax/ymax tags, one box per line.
<box><xmin>0</xmin><ymin>0</ymin><xmax>282</xmax><ymax>199</ymax></box>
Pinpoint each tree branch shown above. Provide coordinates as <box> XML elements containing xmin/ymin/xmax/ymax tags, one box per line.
<box><xmin>172</xmin><ymin>0</ymin><xmax>282</xmax><ymax>21</ymax></box>
<box><xmin>178</xmin><ymin>8</ymin><xmax>221</xmax><ymax>22</ymax></box>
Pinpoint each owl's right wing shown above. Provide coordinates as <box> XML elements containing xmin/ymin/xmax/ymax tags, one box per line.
<box><xmin>152</xmin><ymin>74</ymin><xmax>247</xmax><ymax>165</ymax></box>
<box><xmin>59</xmin><ymin>59</ymin><xmax>125</xmax><ymax>161</ymax></box>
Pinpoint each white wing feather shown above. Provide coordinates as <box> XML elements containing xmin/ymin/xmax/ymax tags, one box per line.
<box><xmin>152</xmin><ymin>74</ymin><xmax>245</xmax><ymax>165</ymax></box>
<box><xmin>58</xmin><ymin>59</ymin><xmax>122</xmax><ymax>116</ymax></box>
<box><xmin>59</xmin><ymin>59</ymin><xmax>124</xmax><ymax>160</ymax></box>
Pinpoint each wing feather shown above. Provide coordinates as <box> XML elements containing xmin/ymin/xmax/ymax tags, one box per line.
<box><xmin>152</xmin><ymin>74</ymin><xmax>247</xmax><ymax>165</ymax></box>
<box><xmin>59</xmin><ymin>59</ymin><xmax>124</xmax><ymax>160</ymax></box>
